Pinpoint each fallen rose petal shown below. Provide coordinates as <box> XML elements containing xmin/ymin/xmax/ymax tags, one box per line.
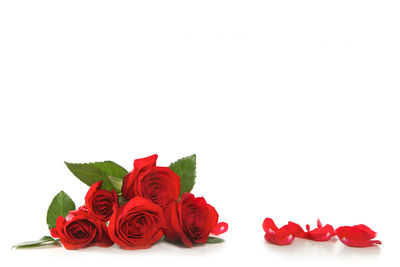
<box><xmin>287</xmin><ymin>221</ymin><xmax>307</xmax><ymax>238</ymax></box>
<box><xmin>352</xmin><ymin>224</ymin><xmax>378</xmax><ymax>239</ymax></box>
<box><xmin>263</xmin><ymin>218</ymin><xmax>305</xmax><ymax>245</ymax></box>
<box><xmin>211</xmin><ymin>222</ymin><xmax>228</xmax><ymax>235</ymax></box>
<box><xmin>304</xmin><ymin>219</ymin><xmax>336</xmax><ymax>241</ymax></box>
<box><xmin>336</xmin><ymin>224</ymin><xmax>382</xmax><ymax>247</ymax></box>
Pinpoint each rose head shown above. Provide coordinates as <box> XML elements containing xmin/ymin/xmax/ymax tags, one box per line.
<box><xmin>121</xmin><ymin>154</ymin><xmax>181</xmax><ymax>208</ymax></box>
<box><xmin>85</xmin><ymin>180</ymin><xmax>118</xmax><ymax>222</ymax></box>
<box><xmin>164</xmin><ymin>193</ymin><xmax>224</xmax><ymax>247</ymax></box>
<box><xmin>108</xmin><ymin>196</ymin><xmax>165</xmax><ymax>249</ymax></box>
<box><xmin>50</xmin><ymin>210</ymin><xmax>113</xmax><ymax>250</ymax></box>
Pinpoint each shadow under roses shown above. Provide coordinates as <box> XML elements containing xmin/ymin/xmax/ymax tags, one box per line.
<box><xmin>73</xmin><ymin>239</ymin><xmax>227</xmax><ymax>255</ymax></box>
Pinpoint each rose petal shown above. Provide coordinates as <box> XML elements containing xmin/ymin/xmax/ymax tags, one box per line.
<box><xmin>287</xmin><ymin>221</ymin><xmax>307</xmax><ymax>238</ymax></box>
<box><xmin>353</xmin><ymin>224</ymin><xmax>377</xmax><ymax>239</ymax></box>
<box><xmin>134</xmin><ymin>154</ymin><xmax>158</xmax><ymax>169</ymax></box>
<box><xmin>78</xmin><ymin>206</ymin><xmax>88</xmax><ymax>212</ymax></box>
<box><xmin>263</xmin><ymin>218</ymin><xmax>304</xmax><ymax>245</ymax></box>
<box><xmin>263</xmin><ymin>217</ymin><xmax>278</xmax><ymax>232</ymax></box>
<box><xmin>65</xmin><ymin>213</ymin><xmax>75</xmax><ymax>222</ymax></box>
<box><xmin>164</xmin><ymin>201</ymin><xmax>193</xmax><ymax>247</ymax></box>
<box><xmin>96</xmin><ymin>221</ymin><xmax>114</xmax><ymax>247</ymax></box>
<box><xmin>211</xmin><ymin>222</ymin><xmax>228</xmax><ymax>235</ymax></box>
<box><xmin>50</xmin><ymin>228</ymin><xmax>59</xmax><ymax>238</ymax></box>
<box><xmin>304</xmin><ymin>219</ymin><xmax>336</xmax><ymax>241</ymax></box>
<box><xmin>207</xmin><ymin>204</ymin><xmax>219</xmax><ymax>232</ymax></box>
<box><xmin>336</xmin><ymin>225</ymin><xmax>382</xmax><ymax>247</ymax></box>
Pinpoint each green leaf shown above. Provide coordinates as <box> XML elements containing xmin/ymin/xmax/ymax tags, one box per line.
<box><xmin>64</xmin><ymin>161</ymin><xmax>128</xmax><ymax>193</ymax></box>
<box><xmin>118</xmin><ymin>194</ymin><xmax>128</xmax><ymax>206</ymax></box>
<box><xmin>92</xmin><ymin>161</ymin><xmax>128</xmax><ymax>179</ymax></box>
<box><xmin>46</xmin><ymin>191</ymin><xmax>76</xmax><ymax>229</ymax></box>
<box><xmin>12</xmin><ymin>236</ymin><xmax>61</xmax><ymax>249</ymax></box>
<box><xmin>206</xmin><ymin>237</ymin><xmax>225</xmax><ymax>244</ymax></box>
<box><xmin>108</xmin><ymin>175</ymin><xmax>124</xmax><ymax>192</ymax></box>
<box><xmin>169</xmin><ymin>154</ymin><xmax>196</xmax><ymax>196</ymax></box>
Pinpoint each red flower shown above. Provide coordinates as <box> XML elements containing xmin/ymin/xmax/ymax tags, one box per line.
<box><xmin>50</xmin><ymin>210</ymin><xmax>113</xmax><ymax>250</ymax></box>
<box><xmin>121</xmin><ymin>154</ymin><xmax>181</xmax><ymax>208</ymax></box>
<box><xmin>336</xmin><ymin>224</ymin><xmax>382</xmax><ymax>247</ymax></box>
<box><xmin>85</xmin><ymin>181</ymin><xmax>118</xmax><ymax>222</ymax></box>
<box><xmin>262</xmin><ymin>218</ymin><xmax>305</xmax><ymax>245</ymax></box>
<box><xmin>304</xmin><ymin>219</ymin><xmax>336</xmax><ymax>241</ymax></box>
<box><xmin>164</xmin><ymin>193</ymin><xmax>227</xmax><ymax>247</ymax></box>
<box><xmin>108</xmin><ymin>197</ymin><xmax>165</xmax><ymax>249</ymax></box>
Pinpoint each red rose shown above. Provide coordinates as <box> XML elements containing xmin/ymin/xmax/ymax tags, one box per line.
<box><xmin>121</xmin><ymin>154</ymin><xmax>180</xmax><ymax>208</ymax></box>
<box><xmin>85</xmin><ymin>180</ymin><xmax>118</xmax><ymax>222</ymax></box>
<box><xmin>50</xmin><ymin>209</ymin><xmax>113</xmax><ymax>250</ymax></box>
<box><xmin>108</xmin><ymin>196</ymin><xmax>165</xmax><ymax>249</ymax></box>
<box><xmin>164</xmin><ymin>193</ymin><xmax>221</xmax><ymax>247</ymax></box>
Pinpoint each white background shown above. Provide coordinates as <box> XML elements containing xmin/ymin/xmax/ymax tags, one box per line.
<box><xmin>1</xmin><ymin>1</ymin><xmax>399</xmax><ymax>266</ymax></box>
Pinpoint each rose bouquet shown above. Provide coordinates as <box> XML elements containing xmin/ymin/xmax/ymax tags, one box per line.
<box><xmin>13</xmin><ymin>154</ymin><xmax>228</xmax><ymax>250</ymax></box>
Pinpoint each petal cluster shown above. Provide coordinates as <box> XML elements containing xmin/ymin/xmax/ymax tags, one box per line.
<box><xmin>262</xmin><ymin>218</ymin><xmax>381</xmax><ymax>248</ymax></box>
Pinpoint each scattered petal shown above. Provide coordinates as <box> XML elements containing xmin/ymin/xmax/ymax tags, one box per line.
<box><xmin>336</xmin><ymin>224</ymin><xmax>382</xmax><ymax>247</ymax></box>
<box><xmin>263</xmin><ymin>218</ymin><xmax>305</xmax><ymax>245</ymax></box>
<box><xmin>304</xmin><ymin>219</ymin><xmax>336</xmax><ymax>241</ymax></box>
<box><xmin>212</xmin><ymin>222</ymin><xmax>228</xmax><ymax>235</ymax></box>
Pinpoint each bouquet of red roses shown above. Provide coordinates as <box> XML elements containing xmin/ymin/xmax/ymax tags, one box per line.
<box><xmin>13</xmin><ymin>154</ymin><xmax>228</xmax><ymax>250</ymax></box>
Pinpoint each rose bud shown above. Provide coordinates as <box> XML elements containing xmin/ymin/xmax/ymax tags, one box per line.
<box><xmin>121</xmin><ymin>154</ymin><xmax>180</xmax><ymax>208</ymax></box>
<box><xmin>50</xmin><ymin>210</ymin><xmax>113</xmax><ymax>250</ymax></box>
<box><xmin>85</xmin><ymin>180</ymin><xmax>118</xmax><ymax>222</ymax></box>
<box><xmin>108</xmin><ymin>197</ymin><xmax>165</xmax><ymax>249</ymax></box>
<box><xmin>164</xmin><ymin>193</ymin><xmax>227</xmax><ymax>247</ymax></box>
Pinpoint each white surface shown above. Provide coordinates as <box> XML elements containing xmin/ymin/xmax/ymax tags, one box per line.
<box><xmin>1</xmin><ymin>1</ymin><xmax>399</xmax><ymax>266</ymax></box>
